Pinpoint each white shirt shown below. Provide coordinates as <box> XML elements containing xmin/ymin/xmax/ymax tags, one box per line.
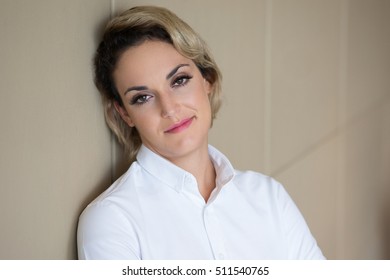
<box><xmin>77</xmin><ymin>145</ymin><xmax>324</xmax><ymax>260</ymax></box>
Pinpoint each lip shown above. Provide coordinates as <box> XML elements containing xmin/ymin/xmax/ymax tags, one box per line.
<box><xmin>164</xmin><ymin>117</ymin><xmax>194</xmax><ymax>133</ymax></box>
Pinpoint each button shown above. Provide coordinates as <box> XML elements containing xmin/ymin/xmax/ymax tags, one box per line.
<box><xmin>184</xmin><ymin>175</ymin><xmax>191</xmax><ymax>184</ymax></box>
<box><xmin>185</xmin><ymin>174</ymin><xmax>197</xmax><ymax>186</ymax></box>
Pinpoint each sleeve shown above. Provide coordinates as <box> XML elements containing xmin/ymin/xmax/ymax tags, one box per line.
<box><xmin>275</xmin><ymin>182</ymin><xmax>326</xmax><ymax>259</ymax></box>
<box><xmin>77</xmin><ymin>201</ymin><xmax>140</xmax><ymax>260</ymax></box>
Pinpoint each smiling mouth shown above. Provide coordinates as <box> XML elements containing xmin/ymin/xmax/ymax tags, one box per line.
<box><xmin>164</xmin><ymin>117</ymin><xmax>194</xmax><ymax>133</ymax></box>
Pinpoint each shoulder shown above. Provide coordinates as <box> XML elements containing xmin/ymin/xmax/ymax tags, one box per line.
<box><xmin>88</xmin><ymin>162</ymin><xmax>142</xmax><ymax>207</ymax></box>
<box><xmin>77</xmin><ymin>163</ymin><xmax>143</xmax><ymax>259</ymax></box>
<box><xmin>233</xmin><ymin>169</ymin><xmax>285</xmax><ymax>195</ymax></box>
<box><xmin>79</xmin><ymin>162</ymin><xmax>144</xmax><ymax>230</ymax></box>
<box><xmin>230</xmin><ymin>169</ymin><xmax>295</xmax><ymax>212</ymax></box>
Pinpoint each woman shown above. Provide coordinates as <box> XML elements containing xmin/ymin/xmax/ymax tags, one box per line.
<box><xmin>77</xmin><ymin>6</ymin><xmax>325</xmax><ymax>260</ymax></box>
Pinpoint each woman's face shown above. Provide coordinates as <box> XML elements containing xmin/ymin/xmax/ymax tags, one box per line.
<box><xmin>113</xmin><ymin>40</ymin><xmax>212</xmax><ymax>162</ymax></box>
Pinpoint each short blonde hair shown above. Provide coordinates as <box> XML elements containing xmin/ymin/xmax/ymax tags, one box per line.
<box><xmin>94</xmin><ymin>6</ymin><xmax>222</xmax><ymax>162</ymax></box>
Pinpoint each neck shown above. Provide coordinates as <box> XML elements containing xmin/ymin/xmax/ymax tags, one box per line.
<box><xmin>169</xmin><ymin>144</ymin><xmax>216</xmax><ymax>202</ymax></box>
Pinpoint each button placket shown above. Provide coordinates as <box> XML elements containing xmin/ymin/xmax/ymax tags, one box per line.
<box><xmin>203</xmin><ymin>205</ymin><xmax>227</xmax><ymax>260</ymax></box>
<box><xmin>182</xmin><ymin>174</ymin><xmax>206</xmax><ymax>206</ymax></box>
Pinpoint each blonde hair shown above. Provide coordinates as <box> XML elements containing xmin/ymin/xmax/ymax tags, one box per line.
<box><xmin>94</xmin><ymin>6</ymin><xmax>222</xmax><ymax>162</ymax></box>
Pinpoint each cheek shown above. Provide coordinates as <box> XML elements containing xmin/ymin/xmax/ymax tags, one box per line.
<box><xmin>129</xmin><ymin>111</ymin><xmax>152</xmax><ymax>128</ymax></box>
<box><xmin>189</xmin><ymin>82</ymin><xmax>211</xmax><ymax>106</ymax></box>
<box><xmin>198</xmin><ymin>90</ymin><xmax>212</xmax><ymax>111</ymax></box>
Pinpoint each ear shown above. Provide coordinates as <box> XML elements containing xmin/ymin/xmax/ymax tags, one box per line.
<box><xmin>114</xmin><ymin>101</ymin><xmax>135</xmax><ymax>127</ymax></box>
<box><xmin>203</xmin><ymin>78</ymin><xmax>212</xmax><ymax>95</ymax></box>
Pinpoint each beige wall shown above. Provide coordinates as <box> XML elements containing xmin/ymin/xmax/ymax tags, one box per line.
<box><xmin>0</xmin><ymin>0</ymin><xmax>112</xmax><ymax>259</ymax></box>
<box><xmin>0</xmin><ymin>0</ymin><xmax>389</xmax><ymax>259</ymax></box>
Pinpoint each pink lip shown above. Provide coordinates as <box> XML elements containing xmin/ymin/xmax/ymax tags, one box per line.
<box><xmin>164</xmin><ymin>117</ymin><xmax>194</xmax><ymax>133</ymax></box>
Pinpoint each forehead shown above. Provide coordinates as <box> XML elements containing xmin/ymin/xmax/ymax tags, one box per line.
<box><xmin>114</xmin><ymin>40</ymin><xmax>194</xmax><ymax>82</ymax></box>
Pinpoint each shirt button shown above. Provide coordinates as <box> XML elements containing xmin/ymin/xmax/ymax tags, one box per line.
<box><xmin>185</xmin><ymin>175</ymin><xmax>194</xmax><ymax>185</ymax></box>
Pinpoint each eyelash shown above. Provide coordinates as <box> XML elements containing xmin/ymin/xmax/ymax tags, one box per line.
<box><xmin>172</xmin><ymin>75</ymin><xmax>192</xmax><ymax>88</ymax></box>
<box><xmin>129</xmin><ymin>75</ymin><xmax>193</xmax><ymax>106</ymax></box>
<box><xmin>130</xmin><ymin>94</ymin><xmax>151</xmax><ymax>105</ymax></box>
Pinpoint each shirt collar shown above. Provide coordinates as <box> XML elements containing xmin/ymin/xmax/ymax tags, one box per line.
<box><xmin>136</xmin><ymin>145</ymin><xmax>235</xmax><ymax>193</ymax></box>
<box><xmin>207</xmin><ymin>145</ymin><xmax>235</xmax><ymax>189</ymax></box>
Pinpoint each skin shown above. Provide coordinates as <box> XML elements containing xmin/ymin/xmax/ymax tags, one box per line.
<box><xmin>113</xmin><ymin>40</ymin><xmax>216</xmax><ymax>201</ymax></box>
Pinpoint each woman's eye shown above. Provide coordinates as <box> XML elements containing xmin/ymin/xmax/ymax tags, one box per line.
<box><xmin>172</xmin><ymin>75</ymin><xmax>192</xmax><ymax>87</ymax></box>
<box><xmin>130</xmin><ymin>94</ymin><xmax>152</xmax><ymax>105</ymax></box>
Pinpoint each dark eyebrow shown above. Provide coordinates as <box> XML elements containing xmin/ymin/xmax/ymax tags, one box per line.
<box><xmin>166</xmin><ymin>64</ymin><xmax>190</xmax><ymax>80</ymax></box>
<box><xmin>124</xmin><ymin>86</ymin><xmax>148</xmax><ymax>96</ymax></box>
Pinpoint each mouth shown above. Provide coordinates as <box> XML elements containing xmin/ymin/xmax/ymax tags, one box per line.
<box><xmin>164</xmin><ymin>117</ymin><xmax>194</xmax><ymax>133</ymax></box>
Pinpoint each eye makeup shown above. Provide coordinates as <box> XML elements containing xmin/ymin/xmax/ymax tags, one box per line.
<box><xmin>130</xmin><ymin>93</ymin><xmax>152</xmax><ymax>105</ymax></box>
<box><xmin>171</xmin><ymin>74</ymin><xmax>193</xmax><ymax>88</ymax></box>
<box><xmin>125</xmin><ymin>64</ymin><xmax>194</xmax><ymax>106</ymax></box>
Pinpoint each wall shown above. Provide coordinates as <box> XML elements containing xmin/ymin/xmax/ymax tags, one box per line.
<box><xmin>0</xmin><ymin>0</ymin><xmax>389</xmax><ymax>259</ymax></box>
<box><xmin>0</xmin><ymin>0</ymin><xmax>112</xmax><ymax>259</ymax></box>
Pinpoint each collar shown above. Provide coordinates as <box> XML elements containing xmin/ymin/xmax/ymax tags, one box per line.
<box><xmin>136</xmin><ymin>145</ymin><xmax>235</xmax><ymax>193</ymax></box>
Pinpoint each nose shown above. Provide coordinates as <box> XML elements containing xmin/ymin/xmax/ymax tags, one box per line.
<box><xmin>160</xmin><ymin>94</ymin><xmax>180</xmax><ymax>119</ymax></box>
